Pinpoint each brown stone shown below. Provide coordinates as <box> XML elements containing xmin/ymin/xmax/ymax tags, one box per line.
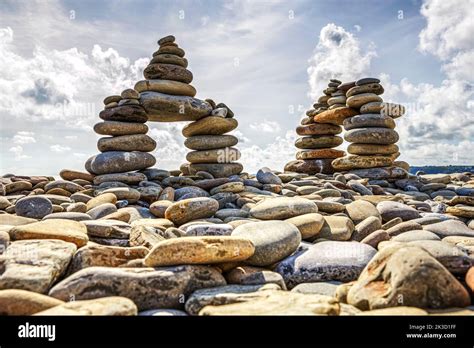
<box><xmin>143</xmin><ymin>63</ymin><xmax>193</xmax><ymax>83</ymax></box>
<box><xmin>134</xmin><ymin>79</ymin><xmax>196</xmax><ymax>97</ymax></box>
<box><xmin>182</xmin><ymin>117</ymin><xmax>238</xmax><ymax>137</ymax></box>
<box><xmin>332</xmin><ymin>155</ymin><xmax>393</xmax><ymax>171</ymax></box>
<box><xmin>313</xmin><ymin>107</ymin><xmax>358</xmax><ymax>125</ymax></box>
<box><xmin>348</xmin><ymin>143</ymin><xmax>399</xmax><ymax>155</ymax></box>
<box><xmin>99</xmin><ymin>105</ymin><xmax>148</xmax><ymax>123</ymax></box>
<box><xmin>296</xmin><ymin>123</ymin><xmax>342</xmax><ymax>136</ymax></box>
<box><xmin>296</xmin><ymin>149</ymin><xmax>345</xmax><ymax>160</ymax></box>
<box><xmin>0</xmin><ymin>289</ymin><xmax>65</xmax><ymax>315</ymax></box>
<box><xmin>59</xmin><ymin>169</ymin><xmax>94</xmax><ymax>182</ymax></box>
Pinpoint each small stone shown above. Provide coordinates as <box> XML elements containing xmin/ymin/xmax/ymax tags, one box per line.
<box><xmin>99</xmin><ymin>105</ymin><xmax>148</xmax><ymax>123</ymax></box>
<box><xmin>86</xmin><ymin>193</ymin><xmax>117</xmax><ymax>211</ymax></box>
<box><xmin>256</xmin><ymin>167</ymin><xmax>282</xmax><ymax>185</ymax></box>
<box><xmin>165</xmin><ymin>197</ymin><xmax>219</xmax><ymax>225</ymax></box>
<box><xmin>347</xmin><ymin>93</ymin><xmax>383</xmax><ymax>109</ymax></box>
<box><xmin>199</xmin><ymin>290</ymin><xmax>340</xmax><ymax>315</ymax></box>
<box><xmin>158</xmin><ymin>35</ymin><xmax>175</xmax><ymax>45</ymax></box>
<box><xmin>121</xmin><ymin>88</ymin><xmax>140</xmax><ymax>99</ymax></box>
<box><xmin>353</xmin><ymin>216</ymin><xmax>382</xmax><ymax>241</ymax></box>
<box><xmin>144</xmin><ymin>236</ymin><xmax>254</xmax><ymax>266</ymax></box>
<box><xmin>296</xmin><ymin>149</ymin><xmax>345</xmax><ymax>160</ymax></box>
<box><xmin>296</xmin><ymin>123</ymin><xmax>342</xmax><ymax>136</ymax></box>
<box><xmin>89</xmin><ymin>151</ymin><xmax>156</xmax><ymax>175</ymax></box>
<box><xmin>360</xmin><ymin>230</ymin><xmax>390</xmax><ymax>248</ymax></box>
<box><xmin>348</xmin><ymin>143</ymin><xmax>399</xmax><ymax>156</ymax></box>
<box><xmin>186</xmin><ymin>147</ymin><xmax>241</xmax><ymax>164</ymax></box>
<box><xmin>0</xmin><ymin>240</ymin><xmax>76</xmax><ymax>293</ymax></box>
<box><xmin>87</xmin><ymin>203</ymin><xmax>117</xmax><ymax>220</ymax></box>
<box><xmin>347</xmin><ymin>245</ymin><xmax>471</xmax><ymax>310</ymax></box>
<box><xmin>285</xmin><ymin>213</ymin><xmax>325</xmax><ymax>239</ymax></box>
<box><xmin>42</xmin><ymin>212</ymin><xmax>92</xmax><ymax>222</ymax></box>
<box><xmin>343</xmin><ymin>114</ymin><xmax>395</xmax><ymax>130</ymax></box>
<box><xmin>332</xmin><ymin>155</ymin><xmax>394</xmax><ymax>171</ymax></box>
<box><xmin>35</xmin><ymin>296</ymin><xmax>137</xmax><ymax>316</ymax></box>
<box><xmin>355</xmin><ymin>77</ymin><xmax>380</xmax><ymax>86</ymax></box>
<box><xmin>346</xmin><ymin>83</ymin><xmax>384</xmax><ymax>97</ymax></box>
<box><xmin>275</xmin><ymin>241</ymin><xmax>377</xmax><ymax>288</ymax></box>
<box><xmin>49</xmin><ymin>265</ymin><xmax>225</xmax><ymax>310</ymax></box>
<box><xmin>316</xmin><ymin>216</ymin><xmax>355</xmax><ymax>241</ymax></box>
<box><xmin>93</xmin><ymin>172</ymin><xmax>147</xmax><ymax>186</ymax></box>
<box><xmin>344</xmin><ymin>128</ymin><xmax>399</xmax><ymax>144</ymax></box>
<box><xmin>446</xmin><ymin>205</ymin><xmax>474</xmax><ymax>218</ymax></box>
<box><xmin>97</xmin><ymin>134</ymin><xmax>156</xmax><ymax>152</ymax></box>
<box><xmin>143</xmin><ymin>63</ymin><xmax>193</xmax><ymax>83</ymax></box>
<box><xmin>0</xmin><ymin>289</ymin><xmax>65</xmax><ymax>315</ymax></box>
<box><xmin>103</xmin><ymin>95</ymin><xmax>121</xmax><ymax>105</ymax></box>
<box><xmin>15</xmin><ymin>196</ymin><xmax>53</xmax><ymax>219</ymax></box>
<box><xmin>94</xmin><ymin>121</ymin><xmax>149</xmax><ymax>136</ymax></box>
<box><xmin>295</xmin><ymin>136</ymin><xmax>343</xmax><ymax>149</ymax></box>
<box><xmin>376</xmin><ymin>201</ymin><xmax>421</xmax><ymax>222</ymax></box>
<box><xmin>140</xmin><ymin>92</ymin><xmax>212</xmax><ymax>122</ymax></box>
<box><xmin>291</xmin><ymin>282</ymin><xmax>341</xmax><ymax>297</ymax></box>
<box><xmin>232</xmin><ymin>220</ymin><xmax>301</xmax><ymax>266</ymax></box>
<box><xmin>59</xmin><ymin>169</ymin><xmax>94</xmax><ymax>182</ymax></box>
<box><xmin>184</xmin><ymin>135</ymin><xmax>238</xmax><ymax>150</ymax></box>
<box><xmin>423</xmin><ymin>220</ymin><xmax>474</xmax><ymax>238</ymax></box>
<box><xmin>313</xmin><ymin>107</ymin><xmax>358</xmax><ymax>125</ymax></box>
<box><xmin>182</xmin><ymin>116</ymin><xmax>238</xmax><ymax>137</ymax></box>
<box><xmin>345</xmin><ymin>200</ymin><xmax>381</xmax><ymax>225</ymax></box>
<box><xmin>392</xmin><ymin>230</ymin><xmax>440</xmax><ymax>242</ymax></box>
<box><xmin>249</xmin><ymin>197</ymin><xmax>318</xmax><ymax>220</ymax></box>
<box><xmin>150</xmin><ymin>53</ymin><xmax>188</xmax><ymax>68</ymax></box>
<box><xmin>184</xmin><ymin>223</ymin><xmax>233</xmax><ymax>236</ymax></box>
<box><xmin>284</xmin><ymin>159</ymin><xmax>335</xmax><ymax>175</ymax></box>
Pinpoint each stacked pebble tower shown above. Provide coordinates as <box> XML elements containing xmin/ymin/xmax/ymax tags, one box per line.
<box><xmin>85</xmin><ymin>88</ymin><xmax>156</xmax><ymax>183</ymax></box>
<box><xmin>181</xmin><ymin>100</ymin><xmax>243</xmax><ymax>178</ymax></box>
<box><xmin>285</xmin><ymin>79</ymin><xmax>346</xmax><ymax>174</ymax></box>
<box><xmin>332</xmin><ymin>77</ymin><xmax>408</xmax><ymax>174</ymax></box>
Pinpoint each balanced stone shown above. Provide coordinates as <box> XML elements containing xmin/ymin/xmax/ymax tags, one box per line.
<box><xmin>343</xmin><ymin>114</ymin><xmax>395</xmax><ymax>130</ymax></box>
<box><xmin>296</xmin><ymin>123</ymin><xmax>342</xmax><ymax>136</ymax></box>
<box><xmin>284</xmin><ymin>159</ymin><xmax>334</xmax><ymax>175</ymax></box>
<box><xmin>134</xmin><ymin>79</ymin><xmax>196</xmax><ymax>97</ymax></box>
<box><xmin>296</xmin><ymin>149</ymin><xmax>345</xmax><ymax>160</ymax></box>
<box><xmin>140</xmin><ymin>91</ymin><xmax>212</xmax><ymax>122</ymax></box>
<box><xmin>97</xmin><ymin>134</ymin><xmax>156</xmax><ymax>152</ymax></box>
<box><xmin>344</xmin><ymin>128</ymin><xmax>399</xmax><ymax>144</ymax></box>
<box><xmin>188</xmin><ymin>163</ymin><xmax>243</xmax><ymax>178</ymax></box>
<box><xmin>186</xmin><ymin>147</ymin><xmax>241</xmax><ymax>163</ymax></box>
<box><xmin>346</xmin><ymin>83</ymin><xmax>384</xmax><ymax>97</ymax></box>
<box><xmin>348</xmin><ymin>143</ymin><xmax>399</xmax><ymax>155</ymax></box>
<box><xmin>295</xmin><ymin>136</ymin><xmax>343</xmax><ymax>149</ymax></box>
<box><xmin>89</xmin><ymin>151</ymin><xmax>156</xmax><ymax>175</ymax></box>
<box><xmin>346</xmin><ymin>93</ymin><xmax>383</xmax><ymax>109</ymax></box>
<box><xmin>313</xmin><ymin>107</ymin><xmax>358</xmax><ymax>125</ymax></box>
<box><xmin>94</xmin><ymin>121</ymin><xmax>148</xmax><ymax>136</ymax></box>
<box><xmin>184</xmin><ymin>135</ymin><xmax>238</xmax><ymax>150</ymax></box>
<box><xmin>143</xmin><ymin>236</ymin><xmax>255</xmax><ymax>266</ymax></box>
<box><xmin>275</xmin><ymin>241</ymin><xmax>377</xmax><ymax>288</ymax></box>
<box><xmin>232</xmin><ymin>220</ymin><xmax>301</xmax><ymax>266</ymax></box>
<box><xmin>99</xmin><ymin>105</ymin><xmax>148</xmax><ymax>123</ymax></box>
<box><xmin>149</xmin><ymin>54</ymin><xmax>188</xmax><ymax>68</ymax></box>
<box><xmin>332</xmin><ymin>155</ymin><xmax>394</xmax><ymax>170</ymax></box>
<box><xmin>355</xmin><ymin>77</ymin><xmax>380</xmax><ymax>86</ymax></box>
<box><xmin>156</xmin><ymin>45</ymin><xmax>185</xmax><ymax>57</ymax></box>
<box><xmin>143</xmin><ymin>64</ymin><xmax>193</xmax><ymax>83</ymax></box>
<box><xmin>182</xmin><ymin>117</ymin><xmax>238</xmax><ymax>137</ymax></box>
<box><xmin>48</xmin><ymin>265</ymin><xmax>226</xmax><ymax>310</ymax></box>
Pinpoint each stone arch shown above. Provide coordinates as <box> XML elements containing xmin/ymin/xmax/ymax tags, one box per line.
<box><xmin>85</xmin><ymin>36</ymin><xmax>243</xmax><ymax>181</ymax></box>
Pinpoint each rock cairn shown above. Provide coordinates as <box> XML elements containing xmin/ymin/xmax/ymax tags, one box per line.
<box><xmin>332</xmin><ymin>77</ymin><xmax>408</xmax><ymax>180</ymax></box>
<box><xmin>181</xmin><ymin>101</ymin><xmax>242</xmax><ymax>178</ymax></box>
<box><xmin>86</xmin><ymin>89</ymin><xmax>156</xmax><ymax>183</ymax></box>
<box><xmin>285</xmin><ymin>79</ymin><xmax>347</xmax><ymax>175</ymax></box>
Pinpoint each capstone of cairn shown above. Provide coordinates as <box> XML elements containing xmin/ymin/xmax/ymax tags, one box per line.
<box><xmin>285</xmin><ymin>79</ymin><xmax>347</xmax><ymax>175</ymax></box>
<box><xmin>332</xmin><ymin>77</ymin><xmax>409</xmax><ymax>180</ymax></box>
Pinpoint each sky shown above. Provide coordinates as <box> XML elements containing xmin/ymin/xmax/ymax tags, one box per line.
<box><xmin>0</xmin><ymin>0</ymin><xmax>473</xmax><ymax>175</ymax></box>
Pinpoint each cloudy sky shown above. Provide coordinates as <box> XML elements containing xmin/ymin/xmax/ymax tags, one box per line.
<box><xmin>0</xmin><ymin>0</ymin><xmax>473</xmax><ymax>175</ymax></box>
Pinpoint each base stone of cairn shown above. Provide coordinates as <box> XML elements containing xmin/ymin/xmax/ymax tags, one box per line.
<box><xmin>285</xmin><ymin>79</ymin><xmax>348</xmax><ymax>175</ymax></box>
<box><xmin>331</xmin><ymin>77</ymin><xmax>409</xmax><ymax>180</ymax></box>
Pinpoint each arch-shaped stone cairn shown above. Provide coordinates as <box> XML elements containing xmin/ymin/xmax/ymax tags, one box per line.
<box><xmin>285</xmin><ymin>79</ymin><xmax>352</xmax><ymax>174</ymax></box>
<box><xmin>84</xmin><ymin>35</ymin><xmax>242</xmax><ymax>181</ymax></box>
<box><xmin>332</xmin><ymin>77</ymin><xmax>409</xmax><ymax>180</ymax></box>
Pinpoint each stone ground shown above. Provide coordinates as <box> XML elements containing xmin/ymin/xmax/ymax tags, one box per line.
<box><xmin>0</xmin><ymin>168</ymin><xmax>473</xmax><ymax>315</ymax></box>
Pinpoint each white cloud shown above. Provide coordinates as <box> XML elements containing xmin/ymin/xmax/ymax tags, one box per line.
<box><xmin>50</xmin><ymin>144</ymin><xmax>72</xmax><ymax>153</ymax></box>
<box><xmin>9</xmin><ymin>145</ymin><xmax>30</xmax><ymax>160</ymax></box>
<box><xmin>249</xmin><ymin>120</ymin><xmax>281</xmax><ymax>133</ymax></box>
<box><xmin>418</xmin><ymin>0</ymin><xmax>474</xmax><ymax>60</ymax></box>
<box><xmin>13</xmin><ymin>131</ymin><xmax>36</xmax><ymax>145</ymax></box>
<box><xmin>354</xmin><ymin>25</ymin><xmax>361</xmax><ymax>32</ymax></box>
<box><xmin>307</xmin><ymin>23</ymin><xmax>377</xmax><ymax>99</ymax></box>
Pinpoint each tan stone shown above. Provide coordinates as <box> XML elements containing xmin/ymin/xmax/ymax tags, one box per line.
<box><xmin>313</xmin><ymin>107</ymin><xmax>358</xmax><ymax>125</ymax></box>
<box><xmin>332</xmin><ymin>155</ymin><xmax>393</xmax><ymax>171</ymax></box>
<box><xmin>296</xmin><ymin>149</ymin><xmax>345</xmax><ymax>160</ymax></box>
<box><xmin>164</xmin><ymin>197</ymin><xmax>219</xmax><ymax>225</ymax></box>
<box><xmin>296</xmin><ymin>123</ymin><xmax>342</xmax><ymax>136</ymax></box>
<box><xmin>59</xmin><ymin>169</ymin><xmax>94</xmax><ymax>182</ymax></box>
<box><xmin>144</xmin><ymin>236</ymin><xmax>255</xmax><ymax>266</ymax></box>
<box><xmin>9</xmin><ymin>219</ymin><xmax>88</xmax><ymax>247</ymax></box>
<box><xmin>35</xmin><ymin>297</ymin><xmax>137</xmax><ymax>316</ymax></box>
<box><xmin>0</xmin><ymin>289</ymin><xmax>65</xmax><ymax>315</ymax></box>
<box><xmin>182</xmin><ymin>116</ymin><xmax>238</xmax><ymax>137</ymax></box>
<box><xmin>86</xmin><ymin>193</ymin><xmax>117</xmax><ymax>211</ymax></box>
<box><xmin>199</xmin><ymin>290</ymin><xmax>340</xmax><ymax>315</ymax></box>
<box><xmin>285</xmin><ymin>213</ymin><xmax>325</xmax><ymax>239</ymax></box>
<box><xmin>134</xmin><ymin>79</ymin><xmax>196</xmax><ymax>97</ymax></box>
<box><xmin>346</xmin><ymin>93</ymin><xmax>383</xmax><ymax>109</ymax></box>
<box><xmin>186</xmin><ymin>147</ymin><xmax>241</xmax><ymax>164</ymax></box>
<box><xmin>348</xmin><ymin>143</ymin><xmax>399</xmax><ymax>155</ymax></box>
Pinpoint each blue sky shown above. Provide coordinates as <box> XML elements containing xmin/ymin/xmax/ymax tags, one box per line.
<box><xmin>0</xmin><ymin>0</ymin><xmax>472</xmax><ymax>175</ymax></box>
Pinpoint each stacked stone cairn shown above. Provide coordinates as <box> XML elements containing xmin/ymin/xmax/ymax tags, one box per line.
<box><xmin>285</xmin><ymin>79</ymin><xmax>349</xmax><ymax>175</ymax></box>
<box><xmin>181</xmin><ymin>101</ymin><xmax>242</xmax><ymax>178</ymax></box>
<box><xmin>332</xmin><ymin>77</ymin><xmax>408</xmax><ymax>180</ymax></box>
